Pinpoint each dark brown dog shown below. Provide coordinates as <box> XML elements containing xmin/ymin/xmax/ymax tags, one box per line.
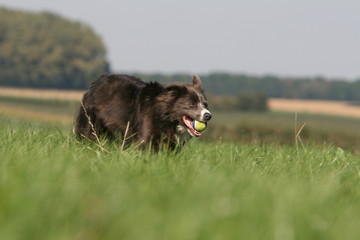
<box><xmin>74</xmin><ymin>74</ymin><xmax>211</xmax><ymax>151</ymax></box>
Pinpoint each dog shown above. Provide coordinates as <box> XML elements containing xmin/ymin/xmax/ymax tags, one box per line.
<box><xmin>74</xmin><ymin>74</ymin><xmax>212</xmax><ymax>151</ymax></box>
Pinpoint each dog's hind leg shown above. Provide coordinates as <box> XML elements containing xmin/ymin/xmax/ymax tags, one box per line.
<box><xmin>74</xmin><ymin>106</ymin><xmax>95</xmax><ymax>140</ymax></box>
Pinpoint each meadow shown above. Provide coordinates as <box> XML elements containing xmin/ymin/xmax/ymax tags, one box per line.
<box><xmin>1</xmin><ymin>117</ymin><xmax>360</xmax><ymax>240</ymax></box>
<box><xmin>1</xmin><ymin>88</ymin><xmax>360</xmax><ymax>239</ymax></box>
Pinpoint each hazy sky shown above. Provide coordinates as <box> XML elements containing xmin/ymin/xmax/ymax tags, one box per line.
<box><xmin>1</xmin><ymin>0</ymin><xmax>359</xmax><ymax>79</ymax></box>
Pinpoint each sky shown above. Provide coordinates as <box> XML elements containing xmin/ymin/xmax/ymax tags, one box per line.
<box><xmin>1</xmin><ymin>0</ymin><xmax>359</xmax><ymax>80</ymax></box>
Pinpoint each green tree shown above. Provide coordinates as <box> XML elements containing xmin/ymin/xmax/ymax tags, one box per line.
<box><xmin>0</xmin><ymin>8</ymin><xmax>110</xmax><ymax>89</ymax></box>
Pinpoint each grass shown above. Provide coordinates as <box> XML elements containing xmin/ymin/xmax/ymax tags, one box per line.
<box><xmin>206</xmin><ymin>111</ymin><xmax>360</xmax><ymax>151</ymax></box>
<box><xmin>1</xmin><ymin>118</ymin><xmax>360</xmax><ymax>240</ymax></box>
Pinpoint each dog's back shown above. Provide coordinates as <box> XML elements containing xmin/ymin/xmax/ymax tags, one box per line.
<box><xmin>75</xmin><ymin>74</ymin><xmax>145</xmax><ymax>140</ymax></box>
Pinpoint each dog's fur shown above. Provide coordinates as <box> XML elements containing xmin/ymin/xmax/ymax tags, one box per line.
<box><xmin>74</xmin><ymin>74</ymin><xmax>212</xmax><ymax>151</ymax></box>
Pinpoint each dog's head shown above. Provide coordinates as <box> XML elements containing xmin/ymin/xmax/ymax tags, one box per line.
<box><xmin>159</xmin><ymin>75</ymin><xmax>212</xmax><ymax>137</ymax></box>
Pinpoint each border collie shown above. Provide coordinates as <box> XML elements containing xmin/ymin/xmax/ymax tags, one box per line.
<box><xmin>74</xmin><ymin>74</ymin><xmax>212</xmax><ymax>151</ymax></box>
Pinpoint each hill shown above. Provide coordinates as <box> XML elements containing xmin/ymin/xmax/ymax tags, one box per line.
<box><xmin>0</xmin><ymin>7</ymin><xmax>109</xmax><ymax>89</ymax></box>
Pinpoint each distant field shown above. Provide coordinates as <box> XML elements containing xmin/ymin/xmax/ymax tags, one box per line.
<box><xmin>269</xmin><ymin>98</ymin><xmax>360</xmax><ymax>119</ymax></box>
<box><xmin>0</xmin><ymin>87</ymin><xmax>359</xmax><ymax>151</ymax></box>
<box><xmin>0</xmin><ymin>86</ymin><xmax>84</xmax><ymax>101</ymax></box>
<box><xmin>1</xmin><ymin>87</ymin><xmax>360</xmax><ymax>119</ymax></box>
<box><xmin>0</xmin><ymin>87</ymin><xmax>82</xmax><ymax>125</ymax></box>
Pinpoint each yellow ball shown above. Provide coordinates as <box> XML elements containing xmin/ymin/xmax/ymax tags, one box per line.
<box><xmin>193</xmin><ymin>120</ymin><xmax>207</xmax><ymax>131</ymax></box>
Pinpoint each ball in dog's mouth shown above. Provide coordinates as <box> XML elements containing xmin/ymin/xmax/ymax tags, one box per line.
<box><xmin>182</xmin><ymin>116</ymin><xmax>207</xmax><ymax>137</ymax></box>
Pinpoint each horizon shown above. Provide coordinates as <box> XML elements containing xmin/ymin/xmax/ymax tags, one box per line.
<box><xmin>0</xmin><ymin>0</ymin><xmax>359</xmax><ymax>80</ymax></box>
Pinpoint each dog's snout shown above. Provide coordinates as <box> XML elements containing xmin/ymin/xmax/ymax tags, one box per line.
<box><xmin>204</xmin><ymin>112</ymin><xmax>212</xmax><ymax>121</ymax></box>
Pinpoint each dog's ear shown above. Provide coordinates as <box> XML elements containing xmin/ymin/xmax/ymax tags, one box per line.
<box><xmin>192</xmin><ymin>75</ymin><xmax>202</xmax><ymax>90</ymax></box>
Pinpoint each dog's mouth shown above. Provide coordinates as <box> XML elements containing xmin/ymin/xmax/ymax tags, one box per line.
<box><xmin>182</xmin><ymin>116</ymin><xmax>205</xmax><ymax>137</ymax></box>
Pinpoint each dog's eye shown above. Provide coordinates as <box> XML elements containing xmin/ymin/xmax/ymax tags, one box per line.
<box><xmin>188</xmin><ymin>103</ymin><xmax>195</xmax><ymax>107</ymax></box>
<box><xmin>204</xmin><ymin>103</ymin><xmax>208</xmax><ymax>108</ymax></box>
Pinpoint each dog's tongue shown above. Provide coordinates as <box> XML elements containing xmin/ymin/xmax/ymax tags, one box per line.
<box><xmin>182</xmin><ymin>116</ymin><xmax>202</xmax><ymax>137</ymax></box>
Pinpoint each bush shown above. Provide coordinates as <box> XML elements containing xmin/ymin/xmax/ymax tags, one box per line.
<box><xmin>236</xmin><ymin>92</ymin><xmax>268</xmax><ymax>112</ymax></box>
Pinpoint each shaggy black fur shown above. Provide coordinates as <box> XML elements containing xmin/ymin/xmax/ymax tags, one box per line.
<box><xmin>74</xmin><ymin>74</ymin><xmax>211</xmax><ymax>151</ymax></box>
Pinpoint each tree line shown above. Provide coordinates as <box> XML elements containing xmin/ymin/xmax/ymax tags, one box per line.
<box><xmin>138</xmin><ymin>73</ymin><xmax>360</xmax><ymax>101</ymax></box>
<box><xmin>206</xmin><ymin>92</ymin><xmax>268</xmax><ymax>112</ymax></box>
<box><xmin>0</xmin><ymin>7</ymin><xmax>109</xmax><ymax>89</ymax></box>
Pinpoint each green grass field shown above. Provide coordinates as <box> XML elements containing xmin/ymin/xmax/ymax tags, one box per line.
<box><xmin>1</xmin><ymin>118</ymin><xmax>360</xmax><ymax>240</ymax></box>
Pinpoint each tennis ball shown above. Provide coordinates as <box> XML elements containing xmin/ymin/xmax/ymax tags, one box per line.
<box><xmin>193</xmin><ymin>120</ymin><xmax>207</xmax><ymax>131</ymax></box>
